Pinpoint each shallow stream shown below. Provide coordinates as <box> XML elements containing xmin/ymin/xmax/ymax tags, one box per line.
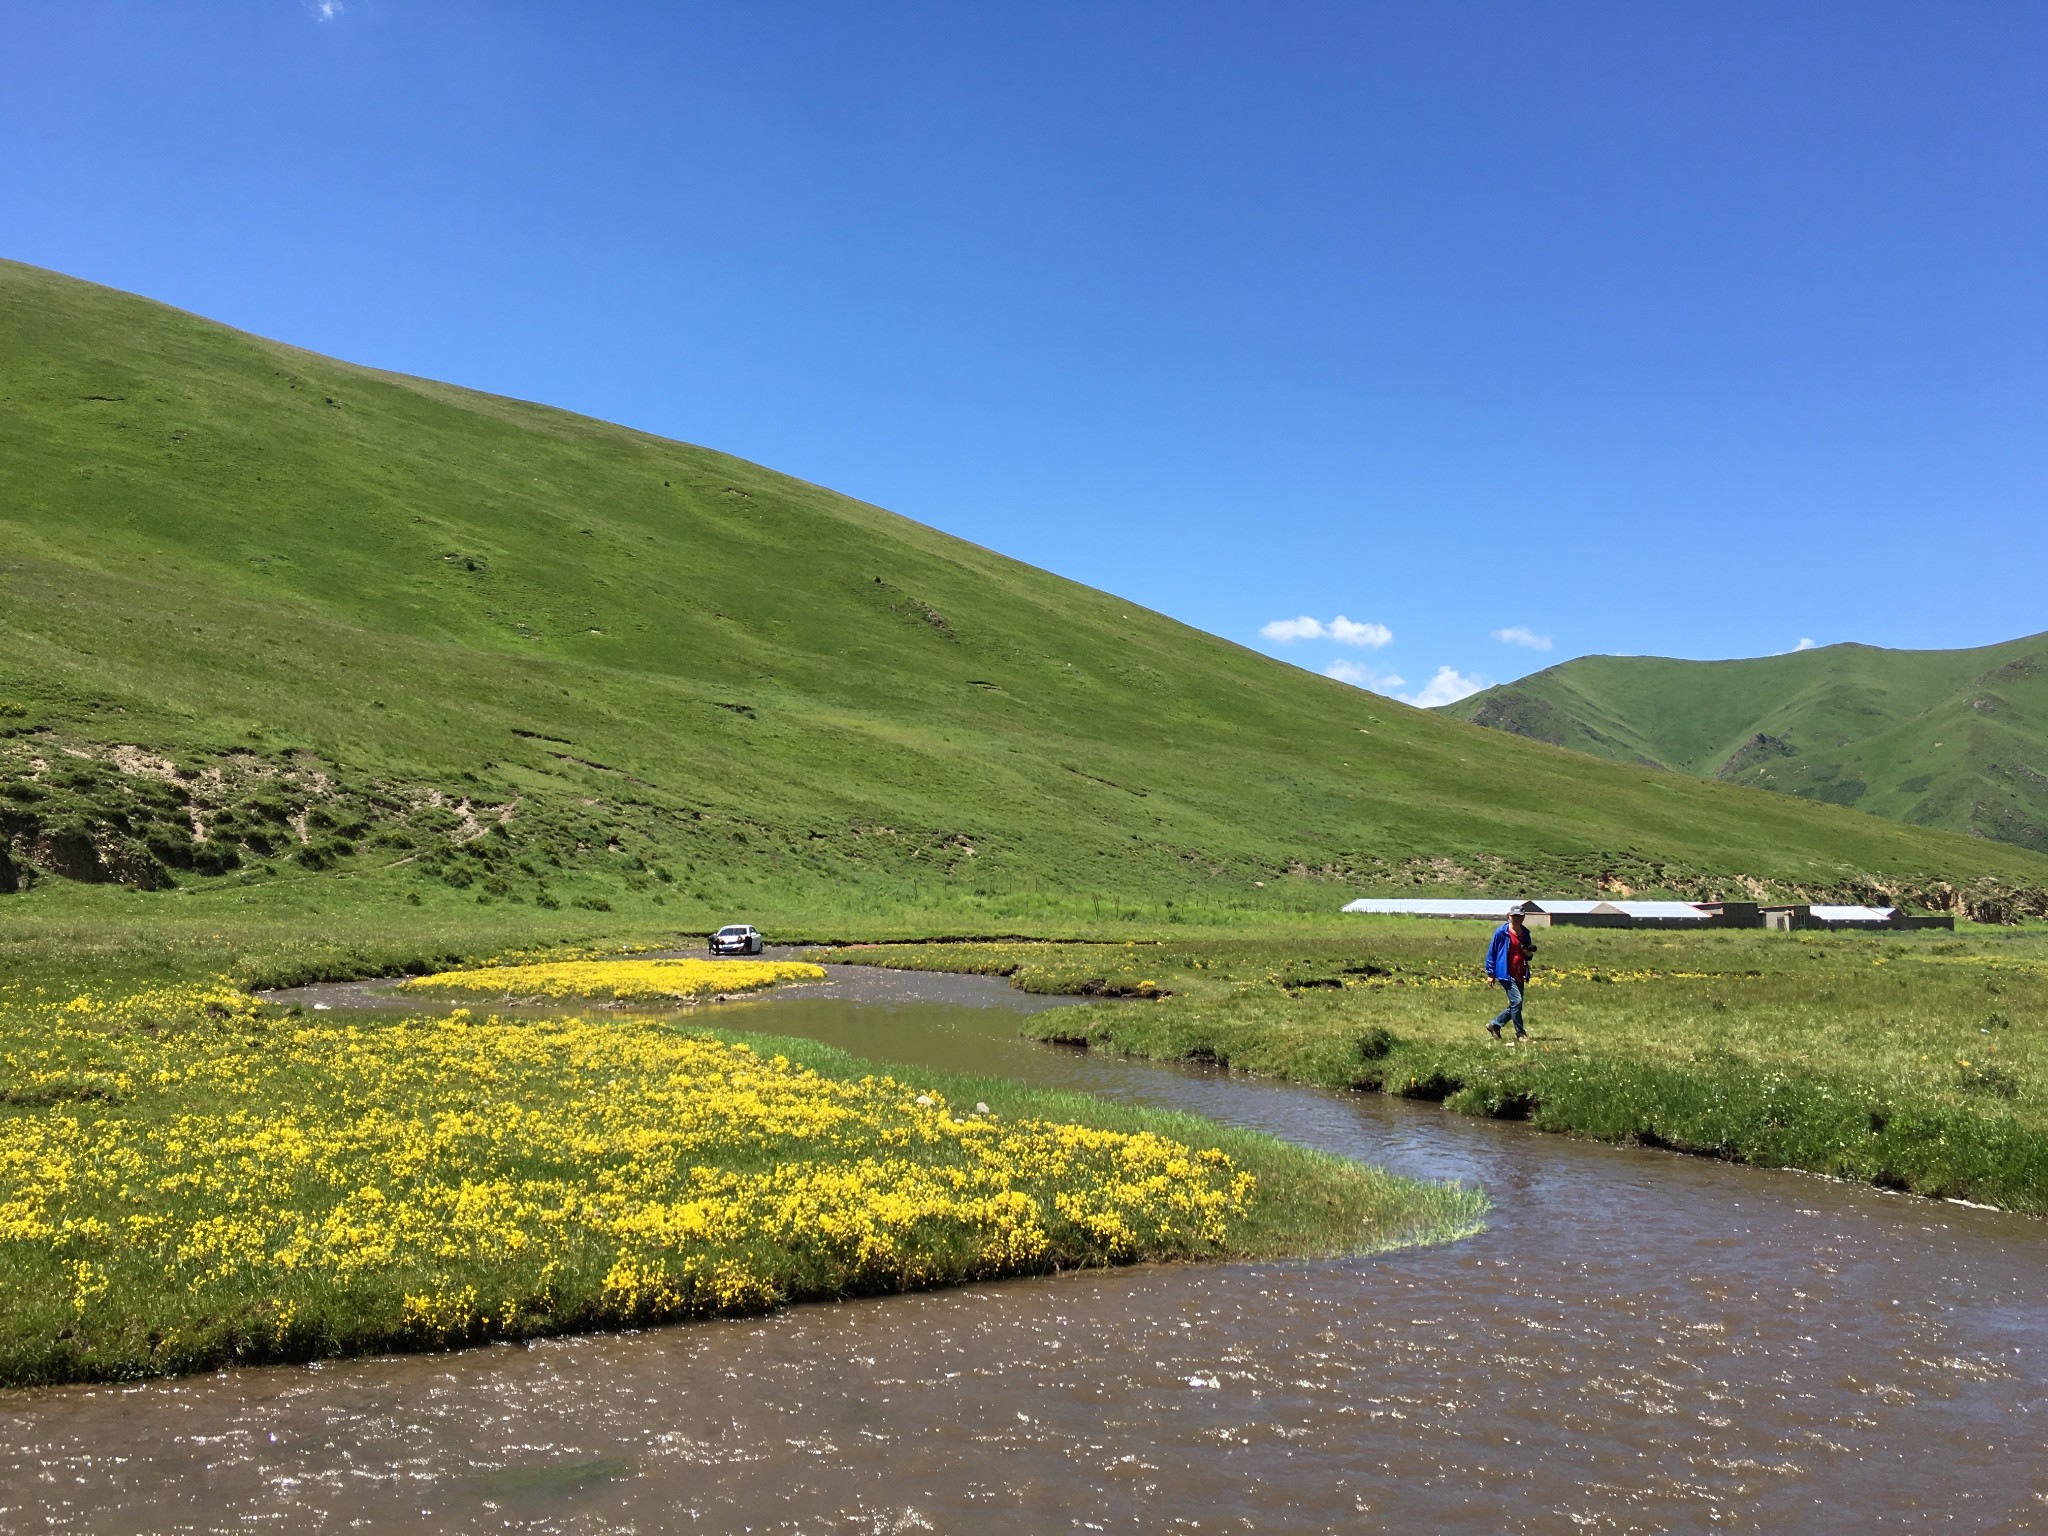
<box><xmin>2</xmin><ymin>976</ymin><xmax>2043</xmax><ymax>1532</ymax></box>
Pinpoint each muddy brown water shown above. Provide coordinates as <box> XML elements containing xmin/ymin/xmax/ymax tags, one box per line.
<box><xmin>3</xmin><ymin>976</ymin><xmax>2044</xmax><ymax>1533</ymax></box>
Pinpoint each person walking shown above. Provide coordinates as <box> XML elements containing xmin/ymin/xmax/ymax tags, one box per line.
<box><xmin>1483</xmin><ymin>908</ymin><xmax>1536</xmax><ymax>1042</ymax></box>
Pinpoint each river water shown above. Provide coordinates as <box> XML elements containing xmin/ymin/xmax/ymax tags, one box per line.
<box><xmin>2</xmin><ymin>980</ymin><xmax>2043</xmax><ymax>1533</ymax></box>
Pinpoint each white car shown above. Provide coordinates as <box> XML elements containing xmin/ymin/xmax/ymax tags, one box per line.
<box><xmin>709</xmin><ymin>924</ymin><xmax>764</xmax><ymax>956</ymax></box>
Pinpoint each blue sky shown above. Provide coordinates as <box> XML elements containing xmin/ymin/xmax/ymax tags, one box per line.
<box><xmin>5</xmin><ymin>3</ymin><xmax>2043</xmax><ymax>704</ymax></box>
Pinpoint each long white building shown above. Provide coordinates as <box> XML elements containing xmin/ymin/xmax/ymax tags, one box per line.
<box><xmin>1337</xmin><ymin>897</ymin><xmax>1949</xmax><ymax>930</ymax></box>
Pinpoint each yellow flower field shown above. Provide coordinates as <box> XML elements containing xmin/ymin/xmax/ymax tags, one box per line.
<box><xmin>0</xmin><ymin>979</ymin><xmax>1271</xmax><ymax>1384</ymax></box>
<box><xmin>398</xmin><ymin>956</ymin><xmax>827</xmax><ymax>1002</ymax></box>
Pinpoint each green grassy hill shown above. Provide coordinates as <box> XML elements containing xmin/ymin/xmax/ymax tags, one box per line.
<box><xmin>1446</xmin><ymin>638</ymin><xmax>2048</xmax><ymax>856</ymax></box>
<box><xmin>5</xmin><ymin>258</ymin><xmax>2047</xmax><ymax>925</ymax></box>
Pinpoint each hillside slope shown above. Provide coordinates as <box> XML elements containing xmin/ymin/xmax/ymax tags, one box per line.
<box><xmin>1446</xmin><ymin>639</ymin><xmax>2048</xmax><ymax>855</ymax></box>
<box><xmin>4</xmin><ymin>258</ymin><xmax>2047</xmax><ymax>918</ymax></box>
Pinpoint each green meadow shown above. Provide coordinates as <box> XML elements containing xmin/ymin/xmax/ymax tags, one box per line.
<box><xmin>5</xmin><ymin>257</ymin><xmax>2048</xmax><ymax>1388</ymax></box>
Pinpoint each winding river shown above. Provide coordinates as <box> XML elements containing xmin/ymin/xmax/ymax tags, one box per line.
<box><xmin>2</xmin><ymin>975</ymin><xmax>2042</xmax><ymax>1532</ymax></box>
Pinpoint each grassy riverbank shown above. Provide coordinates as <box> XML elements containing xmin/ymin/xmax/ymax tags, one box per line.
<box><xmin>0</xmin><ymin>953</ymin><xmax>1480</xmax><ymax>1388</ymax></box>
<box><xmin>820</xmin><ymin>924</ymin><xmax>2048</xmax><ymax>1212</ymax></box>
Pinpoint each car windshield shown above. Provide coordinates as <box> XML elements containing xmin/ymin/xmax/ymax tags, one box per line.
<box><xmin>717</xmin><ymin>927</ymin><xmax>748</xmax><ymax>936</ymax></box>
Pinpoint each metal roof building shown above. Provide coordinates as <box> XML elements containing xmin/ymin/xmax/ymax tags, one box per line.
<box><xmin>1340</xmin><ymin>897</ymin><xmax>1951</xmax><ymax>931</ymax></box>
<box><xmin>1339</xmin><ymin>897</ymin><xmax>1721</xmax><ymax>925</ymax></box>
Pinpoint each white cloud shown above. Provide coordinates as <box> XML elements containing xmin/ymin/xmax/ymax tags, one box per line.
<box><xmin>1492</xmin><ymin>625</ymin><xmax>1552</xmax><ymax>651</ymax></box>
<box><xmin>1328</xmin><ymin>615</ymin><xmax>1393</xmax><ymax>649</ymax></box>
<box><xmin>1323</xmin><ymin>656</ymin><xmax>1483</xmax><ymax>707</ymax></box>
<box><xmin>1260</xmin><ymin>616</ymin><xmax>1326</xmax><ymax>643</ymax></box>
<box><xmin>308</xmin><ymin>0</ymin><xmax>344</xmax><ymax>19</ymax></box>
<box><xmin>1324</xmin><ymin>659</ymin><xmax>1405</xmax><ymax>690</ymax></box>
<box><xmin>1793</xmin><ymin>637</ymin><xmax>1817</xmax><ymax>651</ymax></box>
<box><xmin>1407</xmin><ymin>666</ymin><xmax>1486</xmax><ymax>708</ymax></box>
<box><xmin>1260</xmin><ymin>614</ymin><xmax>1392</xmax><ymax>648</ymax></box>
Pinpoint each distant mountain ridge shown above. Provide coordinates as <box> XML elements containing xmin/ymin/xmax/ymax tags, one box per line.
<box><xmin>1445</xmin><ymin>635</ymin><xmax>2048</xmax><ymax>853</ymax></box>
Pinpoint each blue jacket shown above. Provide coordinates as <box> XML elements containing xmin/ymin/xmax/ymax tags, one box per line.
<box><xmin>1484</xmin><ymin>922</ymin><xmax>1535</xmax><ymax>982</ymax></box>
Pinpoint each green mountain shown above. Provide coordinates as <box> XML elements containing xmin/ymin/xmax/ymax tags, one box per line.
<box><xmin>4</xmin><ymin>258</ymin><xmax>2046</xmax><ymax>920</ymax></box>
<box><xmin>1446</xmin><ymin>637</ymin><xmax>2048</xmax><ymax>854</ymax></box>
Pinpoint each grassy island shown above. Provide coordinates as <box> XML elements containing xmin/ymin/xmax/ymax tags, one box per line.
<box><xmin>0</xmin><ymin>936</ymin><xmax>1481</xmax><ymax>1388</ymax></box>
